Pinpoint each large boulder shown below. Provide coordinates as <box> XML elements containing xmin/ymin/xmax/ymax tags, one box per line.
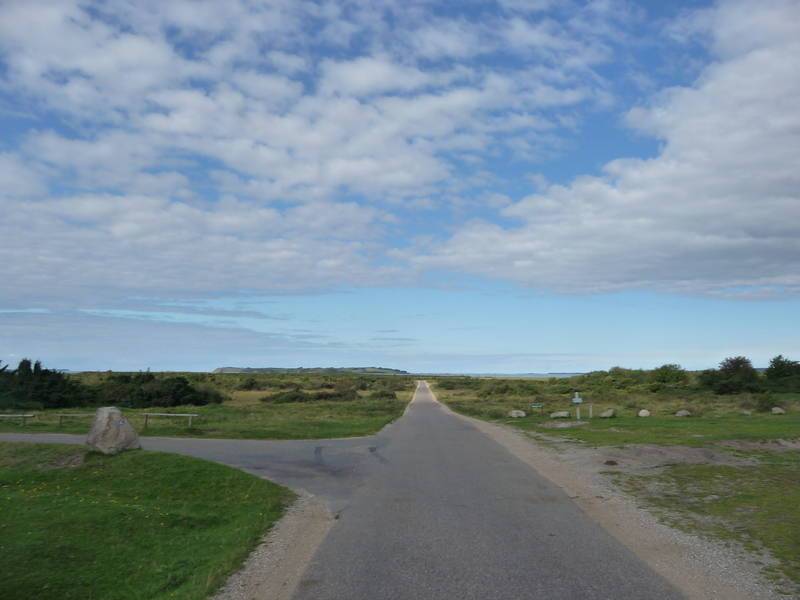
<box><xmin>599</xmin><ymin>409</ymin><xmax>616</xmax><ymax>418</ymax></box>
<box><xmin>637</xmin><ymin>409</ymin><xmax>651</xmax><ymax>418</ymax></box>
<box><xmin>772</xmin><ymin>407</ymin><xmax>786</xmax><ymax>415</ymax></box>
<box><xmin>507</xmin><ymin>410</ymin><xmax>526</xmax><ymax>418</ymax></box>
<box><xmin>550</xmin><ymin>411</ymin><xmax>570</xmax><ymax>419</ymax></box>
<box><xmin>675</xmin><ymin>409</ymin><xmax>692</xmax><ymax>417</ymax></box>
<box><xmin>86</xmin><ymin>407</ymin><xmax>141</xmax><ymax>455</ymax></box>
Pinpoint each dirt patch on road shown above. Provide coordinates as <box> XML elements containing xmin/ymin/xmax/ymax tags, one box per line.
<box><xmin>445</xmin><ymin>409</ymin><xmax>788</xmax><ymax>600</ymax></box>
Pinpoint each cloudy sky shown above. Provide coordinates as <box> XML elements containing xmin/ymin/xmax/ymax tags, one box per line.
<box><xmin>1</xmin><ymin>0</ymin><xmax>798</xmax><ymax>373</ymax></box>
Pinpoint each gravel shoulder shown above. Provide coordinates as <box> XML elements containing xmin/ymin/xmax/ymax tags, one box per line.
<box><xmin>451</xmin><ymin>408</ymin><xmax>787</xmax><ymax>600</ymax></box>
<box><xmin>213</xmin><ymin>491</ymin><xmax>334</xmax><ymax>600</ymax></box>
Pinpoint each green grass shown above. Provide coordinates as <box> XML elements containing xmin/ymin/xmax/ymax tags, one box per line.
<box><xmin>513</xmin><ymin>413</ymin><xmax>800</xmax><ymax>446</ymax></box>
<box><xmin>433</xmin><ymin>385</ymin><xmax>800</xmax><ymax>447</ymax></box>
<box><xmin>610</xmin><ymin>451</ymin><xmax>800</xmax><ymax>592</ymax></box>
<box><xmin>0</xmin><ymin>391</ymin><xmax>412</xmax><ymax>440</ymax></box>
<box><xmin>0</xmin><ymin>442</ymin><xmax>294</xmax><ymax>600</ymax></box>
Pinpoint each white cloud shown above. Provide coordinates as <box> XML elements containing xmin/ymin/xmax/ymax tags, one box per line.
<box><xmin>319</xmin><ymin>56</ymin><xmax>434</xmax><ymax>97</ymax></box>
<box><xmin>412</xmin><ymin>0</ymin><xmax>800</xmax><ymax>298</ymax></box>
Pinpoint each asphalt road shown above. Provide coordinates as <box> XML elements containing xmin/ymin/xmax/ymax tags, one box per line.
<box><xmin>1</xmin><ymin>382</ymin><xmax>684</xmax><ymax>599</ymax></box>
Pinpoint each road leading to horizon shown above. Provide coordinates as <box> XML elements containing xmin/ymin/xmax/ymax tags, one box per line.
<box><xmin>291</xmin><ymin>382</ymin><xmax>683</xmax><ymax>600</ymax></box>
<box><xmin>0</xmin><ymin>382</ymin><xmax>685</xmax><ymax>599</ymax></box>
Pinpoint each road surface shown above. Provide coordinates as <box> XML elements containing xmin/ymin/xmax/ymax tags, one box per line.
<box><xmin>1</xmin><ymin>382</ymin><xmax>684</xmax><ymax>599</ymax></box>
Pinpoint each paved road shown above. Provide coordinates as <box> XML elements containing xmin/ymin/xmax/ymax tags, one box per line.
<box><xmin>1</xmin><ymin>382</ymin><xmax>684</xmax><ymax>599</ymax></box>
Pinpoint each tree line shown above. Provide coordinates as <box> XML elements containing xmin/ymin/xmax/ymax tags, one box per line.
<box><xmin>0</xmin><ymin>359</ymin><xmax>225</xmax><ymax>411</ymax></box>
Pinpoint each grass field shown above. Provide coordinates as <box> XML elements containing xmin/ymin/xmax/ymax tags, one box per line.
<box><xmin>0</xmin><ymin>389</ymin><xmax>413</xmax><ymax>440</ymax></box>
<box><xmin>0</xmin><ymin>442</ymin><xmax>294</xmax><ymax>600</ymax></box>
<box><xmin>433</xmin><ymin>381</ymin><xmax>800</xmax><ymax>446</ymax></box>
<box><xmin>610</xmin><ymin>451</ymin><xmax>800</xmax><ymax>592</ymax></box>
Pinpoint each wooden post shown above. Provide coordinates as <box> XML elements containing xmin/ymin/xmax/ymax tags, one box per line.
<box><xmin>188</xmin><ymin>415</ymin><xmax>193</xmax><ymax>428</ymax></box>
<box><xmin>144</xmin><ymin>414</ymin><xmax>149</xmax><ymax>429</ymax></box>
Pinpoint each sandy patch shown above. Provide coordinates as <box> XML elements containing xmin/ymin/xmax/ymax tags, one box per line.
<box><xmin>440</xmin><ymin>405</ymin><xmax>789</xmax><ymax>600</ymax></box>
<box><xmin>213</xmin><ymin>491</ymin><xmax>333</xmax><ymax>600</ymax></box>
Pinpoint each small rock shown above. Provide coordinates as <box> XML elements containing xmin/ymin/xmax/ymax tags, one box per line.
<box><xmin>638</xmin><ymin>409</ymin><xmax>651</xmax><ymax>418</ymax></box>
<box><xmin>599</xmin><ymin>409</ymin><xmax>616</xmax><ymax>418</ymax></box>
<box><xmin>604</xmin><ymin>460</ymin><xmax>618</xmax><ymax>466</ymax></box>
<box><xmin>772</xmin><ymin>407</ymin><xmax>786</xmax><ymax>415</ymax></box>
<box><xmin>86</xmin><ymin>407</ymin><xmax>141</xmax><ymax>455</ymax></box>
<box><xmin>550</xmin><ymin>411</ymin><xmax>570</xmax><ymax>419</ymax></box>
<box><xmin>741</xmin><ymin>410</ymin><xmax>752</xmax><ymax>416</ymax></box>
<box><xmin>675</xmin><ymin>409</ymin><xmax>692</xmax><ymax>417</ymax></box>
<box><xmin>508</xmin><ymin>409</ymin><xmax>526</xmax><ymax>418</ymax></box>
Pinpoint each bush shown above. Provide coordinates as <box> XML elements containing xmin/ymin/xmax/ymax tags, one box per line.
<box><xmin>756</xmin><ymin>393</ymin><xmax>784</xmax><ymax>413</ymax></box>
<box><xmin>261</xmin><ymin>390</ymin><xmax>311</xmax><ymax>403</ymax></box>
<box><xmin>0</xmin><ymin>359</ymin><xmax>92</xmax><ymax>410</ymax></box>
<box><xmin>699</xmin><ymin>356</ymin><xmax>761</xmax><ymax>394</ymax></box>
<box><xmin>369</xmin><ymin>389</ymin><xmax>397</xmax><ymax>400</ymax></box>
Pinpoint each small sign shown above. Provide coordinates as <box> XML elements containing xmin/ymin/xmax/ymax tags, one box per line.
<box><xmin>530</xmin><ymin>404</ymin><xmax>543</xmax><ymax>409</ymax></box>
<box><xmin>118</xmin><ymin>419</ymin><xmax>126</xmax><ymax>425</ymax></box>
<box><xmin>572</xmin><ymin>392</ymin><xmax>583</xmax><ymax>404</ymax></box>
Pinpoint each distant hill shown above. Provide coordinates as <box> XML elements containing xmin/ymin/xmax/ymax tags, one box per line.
<box><xmin>212</xmin><ymin>366</ymin><xmax>409</xmax><ymax>375</ymax></box>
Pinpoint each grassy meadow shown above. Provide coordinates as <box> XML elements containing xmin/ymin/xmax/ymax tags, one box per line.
<box><xmin>0</xmin><ymin>442</ymin><xmax>294</xmax><ymax>600</ymax></box>
<box><xmin>0</xmin><ymin>372</ymin><xmax>415</xmax><ymax>440</ymax></box>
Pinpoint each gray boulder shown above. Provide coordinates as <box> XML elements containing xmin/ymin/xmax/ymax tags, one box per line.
<box><xmin>599</xmin><ymin>409</ymin><xmax>616</xmax><ymax>418</ymax></box>
<box><xmin>550</xmin><ymin>411</ymin><xmax>570</xmax><ymax>419</ymax></box>
<box><xmin>86</xmin><ymin>407</ymin><xmax>141</xmax><ymax>455</ymax></box>
<box><xmin>772</xmin><ymin>407</ymin><xmax>786</xmax><ymax>415</ymax></box>
<box><xmin>675</xmin><ymin>409</ymin><xmax>692</xmax><ymax>417</ymax></box>
<box><xmin>637</xmin><ymin>409</ymin><xmax>651</xmax><ymax>418</ymax></box>
<box><xmin>508</xmin><ymin>409</ymin><xmax>526</xmax><ymax>418</ymax></box>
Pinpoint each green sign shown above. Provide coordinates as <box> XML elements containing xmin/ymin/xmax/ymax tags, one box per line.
<box><xmin>530</xmin><ymin>404</ymin><xmax>543</xmax><ymax>409</ymax></box>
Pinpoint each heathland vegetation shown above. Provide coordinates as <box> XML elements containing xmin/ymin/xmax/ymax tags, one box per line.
<box><xmin>0</xmin><ymin>361</ymin><xmax>415</xmax><ymax>439</ymax></box>
<box><xmin>434</xmin><ymin>354</ymin><xmax>800</xmax><ymax>423</ymax></box>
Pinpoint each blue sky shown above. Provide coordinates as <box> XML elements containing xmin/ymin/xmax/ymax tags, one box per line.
<box><xmin>1</xmin><ymin>0</ymin><xmax>798</xmax><ymax>373</ymax></box>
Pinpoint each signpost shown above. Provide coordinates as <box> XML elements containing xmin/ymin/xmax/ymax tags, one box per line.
<box><xmin>572</xmin><ymin>392</ymin><xmax>583</xmax><ymax>419</ymax></box>
<box><xmin>530</xmin><ymin>403</ymin><xmax>544</xmax><ymax>415</ymax></box>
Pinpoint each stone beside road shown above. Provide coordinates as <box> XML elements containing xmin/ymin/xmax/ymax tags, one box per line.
<box><xmin>86</xmin><ymin>406</ymin><xmax>141</xmax><ymax>455</ymax></box>
<box><xmin>550</xmin><ymin>410</ymin><xmax>570</xmax><ymax>419</ymax></box>
<box><xmin>675</xmin><ymin>409</ymin><xmax>692</xmax><ymax>417</ymax></box>
<box><xmin>599</xmin><ymin>409</ymin><xmax>616</xmax><ymax>418</ymax></box>
<box><xmin>508</xmin><ymin>410</ymin><xmax>526</xmax><ymax>418</ymax></box>
<box><xmin>638</xmin><ymin>409</ymin><xmax>651</xmax><ymax>418</ymax></box>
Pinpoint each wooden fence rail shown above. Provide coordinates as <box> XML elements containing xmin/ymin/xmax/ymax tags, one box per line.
<box><xmin>56</xmin><ymin>413</ymin><xmax>95</xmax><ymax>426</ymax></box>
<box><xmin>141</xmin><ymin>413</ymin><xmax>199</xmax><ymax>428</ymax></box>
<box><xmin>3</xmin><ymin>411</ymin><xmax>199</xmax><ymax>428</ymax></box>
<box><xmin>0</xmin><ymin>414</ymin><xmax>34</xmax><ymax>425</ymax></box>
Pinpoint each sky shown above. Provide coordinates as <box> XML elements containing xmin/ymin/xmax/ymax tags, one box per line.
<box><xmin>1</xmin><ymin>0</ymin><xmax>798</xmax><ymax>373</ymax></box>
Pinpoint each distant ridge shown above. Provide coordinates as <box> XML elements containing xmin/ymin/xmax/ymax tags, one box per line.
<box><xmin>212</xmin><ymin>366</ymin><xmax>409</xmax><ymax>375</ymax></box>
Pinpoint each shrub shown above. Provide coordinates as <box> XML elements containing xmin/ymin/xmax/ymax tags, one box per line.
<box><xmin>368</xmin><ymin>389</ymin><xmax>397</xmax><ymax>400</ymax></box>
<box><xmin>756</xmin><ymin>393</ymin><xmax>784</xmax><ymax>413</ymax></box>
<box><xmin>261</xmin><ymin>390</ymin><xmax>311</xmax><ymax>403</ymax></box>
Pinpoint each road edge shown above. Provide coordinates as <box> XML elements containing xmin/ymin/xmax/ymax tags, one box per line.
<box><xmin>212</xmin><ymin>491</ymin><xmax>334</xmax><ymax>600</ymax></box>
